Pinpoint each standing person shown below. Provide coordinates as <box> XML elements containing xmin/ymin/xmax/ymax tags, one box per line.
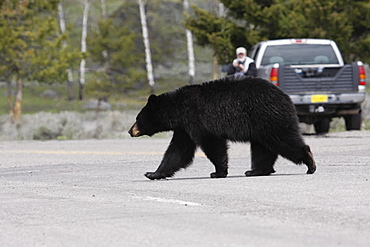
<box><xmin>227</xmin><ymin>47</ymin><xmax>257</xmax><ymax>77</ymax></box>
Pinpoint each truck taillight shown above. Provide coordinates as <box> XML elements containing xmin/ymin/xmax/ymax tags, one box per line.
<box><xmin>358</xmin><ymin>62</ymin><xmax>366</xmax><ymax>86</ymax></box>
<box><xmin>270</xmin><ymin>64</ymin><xmax>279</xmax><ymax>86</ymax></box>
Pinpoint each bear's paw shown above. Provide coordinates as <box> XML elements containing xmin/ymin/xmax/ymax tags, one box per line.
<box><xmin>245</xmin><ymin>169</ymin><xmax>275</xmax><ymax>176</ymax></box>
<box><xmin>144</xmin><ymin>172</ymin><xmax>167</xmax><ymax>180</ymax></box>
<box><xmin>210</xmin><ymin>172</ymin><xmax>228</xmax><ymax>178</ymax></box>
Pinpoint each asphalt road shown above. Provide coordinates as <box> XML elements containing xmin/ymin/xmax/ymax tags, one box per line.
<box><xmin>1</xmin><ymin>131</ymin><xmax>370</xmax><ymax>247</ymax></box>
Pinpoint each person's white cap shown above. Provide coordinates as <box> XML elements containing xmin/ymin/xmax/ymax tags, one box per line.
<box><xmin>236</xmin><ymin>47</ymin><xmax>247</xmax><ymax>55</ymax></box>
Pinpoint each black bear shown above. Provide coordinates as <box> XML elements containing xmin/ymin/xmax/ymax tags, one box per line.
<box><xmin>129</xmin><ymin>76</ymin><xmax>316</xmax><ymax>180</ymax></box>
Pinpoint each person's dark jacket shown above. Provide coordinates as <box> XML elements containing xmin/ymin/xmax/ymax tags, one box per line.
<box><xmin>227</xmin><ymin>61</ymin><xmax>257</xmax><ymax>77</ymax></box>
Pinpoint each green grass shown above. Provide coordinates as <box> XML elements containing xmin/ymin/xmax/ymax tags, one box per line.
<box><xmin>0</xmin><ymin>77</ymin><xmax>189</xmax><ymax>115</ymax></box>
<box><xmin>1</xmin><ymin>83</ymin><xmax>83</xmax><ymax>115</ymax></box>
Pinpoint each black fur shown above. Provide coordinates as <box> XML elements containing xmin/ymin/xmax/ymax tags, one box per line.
<box><xmin>128</xmin><ymin>76</ymin><xmax>316</xmax><ymax>179</ymax></box>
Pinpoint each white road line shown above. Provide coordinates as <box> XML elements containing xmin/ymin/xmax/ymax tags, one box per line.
<box><xmin>134</xmin><ymin>196</ymin><xmax>201</xmax><ymax>206</ymax></box>
<box><xmin>0</xmin><ymin>150</ymin><xmax>207</xmax><ymax>157</ymax></box>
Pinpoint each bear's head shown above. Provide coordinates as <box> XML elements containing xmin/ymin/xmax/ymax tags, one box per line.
<box><xmin>129</xmin><ymin>94</ymin><xmax>163</xmax><ymax>137</ymax></box>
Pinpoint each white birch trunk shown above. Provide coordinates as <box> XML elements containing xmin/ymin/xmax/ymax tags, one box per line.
<box><xmin>212</xmin><ymin>3</ymin><xmax>225</xmax><ymax>80</ymax></box>
<box><xmin>79</xmin><ymin>0</ymin><xmax>90</xmax><ymax>99</ymax></box>
<box><xmin>58</xmin><ymin>2</ymin><xmax>66</xmax><ymax>37</ymax></box>
<box><xmin>100</xmin><ymin>0</ymin><xmax>108</xmax><ymax>71</ymax></box>
<box><xmin>101</xmin><ymin>0</ymin><xmax>107</xmax><ymax>19</ymax></box>
<box><xmin>58</xmin><ymin>2</ymin><xmax>74</xmax><ymax>100</ymax></box>
<box><xmin>184</xmin><ymin>0</ymin><xmax>195</xmax><ymax>84</ymax></box>
<box><xmin>218</xmin><ymin>3</ymin><xmax>225</xmax><ymax>17</ymax></box>
<box><xmin>138</xmin><ymin>0</ymin><xmax>155</xmax><ymax>92</ymax></box>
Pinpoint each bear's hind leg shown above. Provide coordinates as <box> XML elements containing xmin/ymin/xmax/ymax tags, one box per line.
<box><xmin>277</xmin><ymin>144</ymin><xmax>316</xmax><ymax>174</ymax></box>
<box><xmin>245</xmin><ymin>142</ymin><xmax>278</xmax><ymax>176</ymax></box>
<box><xmin>200</xmin><ymin>135</ymin><xmax>228</xmax><ymax>178</ymax></box>
<box><xmin>296</xmin><ymin>145</ymin><xmax>316</xmax><ymax>174</ymax></box>
<box><xmin>304</xmin><ymin>145</ymin><xmax>316</xmax><ymax>174</ymax></box>
<box><xmin>145</xmin><ymin>129</ymin><xmax>196</xmax><ymax>180</ymax></box>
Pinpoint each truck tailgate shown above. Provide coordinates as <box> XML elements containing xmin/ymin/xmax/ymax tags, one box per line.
<box><xmin>279</xmin><ymin>63</ymin><xmax>358</xmax><ymax>94</ymax></box>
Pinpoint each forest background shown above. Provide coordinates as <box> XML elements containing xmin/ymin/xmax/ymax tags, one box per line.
<box><xmin>0</xmin><ymin>0</ymin><xmax>369</xmax><ymax>140</ymax></box>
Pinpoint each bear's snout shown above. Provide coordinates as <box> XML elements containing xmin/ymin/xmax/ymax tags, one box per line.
<box><xmin>128</xmin><ymin>122</ymin><xmax>141</xmax><ymax>137</ymax></box>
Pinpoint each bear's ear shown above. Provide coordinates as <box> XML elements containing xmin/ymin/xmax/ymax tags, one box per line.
<box><xmin>148</xmin><ymin>94</ymin><xmax>158</xmax><ymax>104</ymax></box>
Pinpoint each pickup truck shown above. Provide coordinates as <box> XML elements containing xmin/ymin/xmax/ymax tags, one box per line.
<box><xmin>249</xmin><ymin>38</ymin><xmax>367</xmax><ymax>134</ymax></box>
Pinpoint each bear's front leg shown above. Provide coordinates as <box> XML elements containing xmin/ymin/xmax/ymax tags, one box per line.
<box><xmin>200</xmin><ymin>135</ymin><xmax>229</xmax><ymax>178</ymax></box>
<box><xmin>144</xmin><ymin>129</ymin><xmax>197</xmax><ymax>180</ymax></box>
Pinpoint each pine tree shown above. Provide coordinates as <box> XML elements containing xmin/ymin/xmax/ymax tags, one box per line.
<box><xmin>0</xmin><ymin>0</ymin><xmax>79</xmax><ymax>122</ymax></box>
<box><xmin>86</xmin><ymin>18</ymin><xmax>145</xmax><ymax>99</ymax></box>
<box><xmin>185</xmin><ymin>0</ymin><xmax>370</xmax><ymax>64</ymax></box>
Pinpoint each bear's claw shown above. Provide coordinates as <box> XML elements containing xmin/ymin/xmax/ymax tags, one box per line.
<box><xmin>210</xmin><ymin>172</ymin><xmax>228</xmax><ymax>178</ymax></box>
<box><xmin>304</xmin><ymin>145</ymin><xmax>316</xmax><ymax>174</ymax></box>
<box><xmin>144</xmin><ymin>172</ymin><xmax>166</xmax><ymax>180</ymax></box>
<box><xmin>245</xmin><ymin>170</ymin><xmax>275</xmax><ymax>176</ymax></box>
<box><xmin>306</xmin><ymin>168</ymin><xmax>316</xmax><ymax>174</ymax></box>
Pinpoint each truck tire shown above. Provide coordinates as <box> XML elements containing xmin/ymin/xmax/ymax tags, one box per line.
<box><xmin>314</xmin><ymin>118</ymin><xmax>330</xmax><ymax>135</ymax></box>
<box><xmin>344</xmin><ymin>113</ymin><xmax>362</xmax><ymax>131</ymax></box>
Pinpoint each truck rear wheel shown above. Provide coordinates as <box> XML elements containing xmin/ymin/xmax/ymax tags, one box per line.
<box><xmin>314</xmin><ymin>118</ymin><xmax>330</xmax><ymax>135</ymax></box>
<box><xmin>344</xmin><ymin>113</ymin><xmax>362</xmax><ymax>130</ymax></box>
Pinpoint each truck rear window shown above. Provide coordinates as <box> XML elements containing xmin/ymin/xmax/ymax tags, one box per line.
<box><xmin>261</xmin><ymin>44</ymin><xmax>339</xmax><ymax>66</ymax></box>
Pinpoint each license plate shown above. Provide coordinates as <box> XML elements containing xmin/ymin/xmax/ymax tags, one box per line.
<box><xmin>311</xmin><ymin>94</ymin><xmax>328</xmax><ymax>103</ymax></box>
